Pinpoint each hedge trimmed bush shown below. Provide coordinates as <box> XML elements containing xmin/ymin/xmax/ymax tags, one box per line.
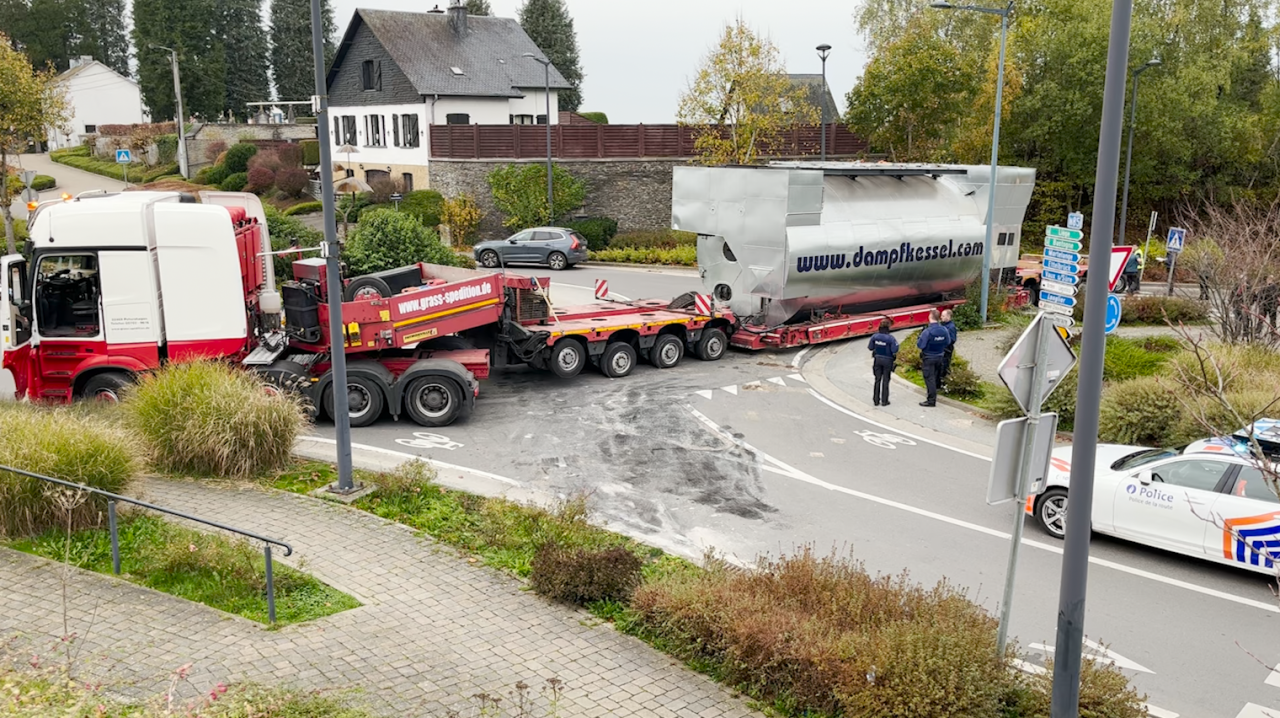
<box><xmin>0</xmin><ymin>403</ymin><xmax>138</xmax><ymax>537</ymax></box>
<box><xmin>300</xmin><ymin>139</ymin><xmax>320</xmax><ymax>165</ymax></box>
<box><xmin>1121</xmin><ymin>295</ymin><xmax>1209</xmax><ymax>325</ymax></box>
<box><xmin>530</xmin><ymin>543</ymin><xmax>643</xmax><ymax>605</ymax></box>
<box><xmin>399</xmin><ymin>189</ymin><xmax>445</xmax><ymax>227</ymax></box>
<box><xmin>140</xmin><ymin>163</ymin><xmax>179</xmax><ymax>183</ymax></box>
<box><xmin>219</xmin><ymin>172</ymin><xmax>249</xmax><ymax>192</ymax></box>
<box><xmin>487</xmin><ymin>162</ymin><xmax>587</xmax><ymax>229</ymax></box>
<box><xmin>283</xmin><ymin>201</ymin><xmax>322</xmax><ymax>216</ymax></box>
<box><xmin>223</xmin><ymin>142</ymin><xmax>258</xmax><ymax>173</ymax></box>
<box><xmin>610</xmin><ymin>229</ymin><xmax>696</xmax><ymax>249</ymax></box>
<box><xmin>563</xmin><ymin>216</ymin><xmax>618</xmax><ymax>250</ymax></box>
<box><xmin>589</xmin><ymin>245</ymin><xmax>696</xmax><ymax>266</ymax></box>
<box><xmin>123</xmin><ymin>361</ymin><xmax>308</xmax><ymax>479</ymax></box>
<box><xmin>275</xmin><ymin>167</ymin><xmax>309</xmax><ymax>198</ymax></box>
<box><xmin>578</xmin><ymin>111</ymin><xmax>608</xmax><ymax>124</ymax></box>
<box><xmin>246</xmin><ymin>166</ymin><xmax>275</xmax><ymax>194</ymax></box>
<box><xmin>1098</xmin><ymin>376</ymin><xmax>1183</xmax><ymax>446</ymax></box>
<box><xmin>343</xmin><ymin>207</ymin><xmax>466</xmax><ymax>275</ymax></box>
<box><xmin>203</xmin><ymin>164</ymin><xmax>231</xmax><ymax>186</ymax></box>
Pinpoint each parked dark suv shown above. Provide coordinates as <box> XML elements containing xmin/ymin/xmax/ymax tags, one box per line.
<box><xmin>473</xmin><ymin>227</ymin><xmax>589</xmax><ymax>271</ymax></box>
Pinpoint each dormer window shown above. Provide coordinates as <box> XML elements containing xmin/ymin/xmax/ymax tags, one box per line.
<box><xmin>361</xmin><ymin>60</ymin><xmax>382</xmax><ymax>91</ymax></box>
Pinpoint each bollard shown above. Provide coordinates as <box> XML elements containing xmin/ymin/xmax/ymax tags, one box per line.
<box><xmin>107</xmin><ymin>500</ymin><xmax>121</xmax><ymax>575</ymax></box>
<box><xmin>264</xmin><ymin>544</ymin><xmax>276</xmax><ymax>624</ymax></box>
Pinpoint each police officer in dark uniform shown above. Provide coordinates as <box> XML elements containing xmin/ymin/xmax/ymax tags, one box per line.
<box><xmin>939</xmin><ymin>308</ymin><xmax>958</xmax><ymax>391</ymax></box>
<box><xmin>917</xmin><ymin>309</ymin><xmax>951</xmax><ymax>407</ymax></box>
<box><xmin>867</xmin><ymin>318</ymin><xmax>899</xmax><ymax>406</ymax></box>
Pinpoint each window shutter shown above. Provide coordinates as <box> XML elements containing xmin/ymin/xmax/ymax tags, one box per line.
<box><xmin>375</xmin><ymin>61</ymin><xmax>382</xmax><ymax>91</ymax></box>
<box><xmin>393</xmin><ymin>116</ymin><xmax>400</xmax><ymax>146</ymax></box>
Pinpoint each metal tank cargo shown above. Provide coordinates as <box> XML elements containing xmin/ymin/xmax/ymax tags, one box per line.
<box><xmin>671</xmin><ymin>162</ymin><xmax>1036</xmax><ymax>328</ymax></box>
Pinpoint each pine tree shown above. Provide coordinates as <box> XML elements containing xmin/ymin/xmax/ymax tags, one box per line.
<box><xmin>465</xmin><ymin>0</ymin><xmax>491</xmax><ymax>14</ymax></box>
<box><xmin>518</xmin><ymin>0</ymin><xmax>583</xmax><ymax>111</ymax></box>
<box><xmin>80</xmin><ymin>0</ymin><xmax>130</xmax><ymax>76</ymax></box>
<box><xmin>270</xmin><ymin>0</ymin><xmax>334</xmax><ymax>101</ymax></box>
<box><xmin>133</xmin><ymin>0</ymin><xmax>226</xmax><ymax>120</ymax></box>
<box><xmin>218</xmin><ymin>0</ymin><xmax>269</xmax><ymax>119</ymax></box>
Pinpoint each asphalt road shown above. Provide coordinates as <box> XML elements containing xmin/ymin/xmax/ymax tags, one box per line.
<box><xmin>314</xmin><ymin>264</ymin><xmax>1279</xmax><ymax>718</ymax></box>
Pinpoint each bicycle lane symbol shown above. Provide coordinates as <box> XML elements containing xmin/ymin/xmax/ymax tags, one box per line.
<box><xmin>395</xmin><ymin>432</ymin><xmax>465</xmax><ymax>451</ymax></box>
<box><xmin>852</xmin><ymin>430</ymin><xmax>916</xmax><ymax>450</ymax></box>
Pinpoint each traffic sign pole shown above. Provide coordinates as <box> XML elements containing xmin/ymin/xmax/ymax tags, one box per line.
<box><xmin>1165</xmin><ymin>251</ymin><xmax>1178</xmax><ymax>297</ymax></box>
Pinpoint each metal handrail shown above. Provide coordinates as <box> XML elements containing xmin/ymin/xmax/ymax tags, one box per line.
<box><xmin>1</xmin><ymin>464</ymin><xmax>292</xmax><ymax>623</ymax></box>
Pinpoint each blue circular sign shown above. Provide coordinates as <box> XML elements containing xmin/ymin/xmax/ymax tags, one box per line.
<box><xmin>1105</xmin><ymin>294</ymin><xmax>1123</xmax><ymax>334</ymax></box>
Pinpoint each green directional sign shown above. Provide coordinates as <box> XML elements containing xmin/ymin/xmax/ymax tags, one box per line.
<box><xmin>1044</xmin><ymin>236</ymin><xmax>1083</xmax><ymax>251</ymax></box>
<box><xmin>1045</xmin><ymin>225</ymin><xmax>1084</xmax><ymax>241</ymax></box>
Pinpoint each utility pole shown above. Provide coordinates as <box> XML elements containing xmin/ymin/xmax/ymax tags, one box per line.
<box><xmin>523</xmin><ymin>53</ymin><xmax>554</xmax><ymax>221</ymax></box>
<box><xmin>309</xmin><ymin>0</ymin><xmax>355</xmax><ymax>492</ymax></box>
<box><xmin>153</xmin><ymin>46</ymin><xmax>189</xmax><ymax>178</ymax></box>
<box><xmin>1051</xmin><ymin>0</ymin><xmax>1134</xmax><ymax>713</ymax></box>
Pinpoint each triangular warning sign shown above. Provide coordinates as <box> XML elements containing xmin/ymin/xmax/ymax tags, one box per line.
<box><xmin>1108</xmin><ymin>246</ymin><xmax>1135</xmax><ymax>293</ymax></box>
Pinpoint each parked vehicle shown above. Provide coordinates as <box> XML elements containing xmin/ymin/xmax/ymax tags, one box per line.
<box><xmin>1016</xmin><ymin>253</ymin><xmax>1090</xmax><ymax>306</ymax></box>
<box><xmin>473</xmin><ymin>227</ymin><xmax>589</xmax><ymax>271</ymax></box>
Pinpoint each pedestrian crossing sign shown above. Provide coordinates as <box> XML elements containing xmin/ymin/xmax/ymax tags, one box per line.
<box><xmin>1166</xmin><ymin>227</ymin><xmax>1186</xmax><ymax>253</ymax></box>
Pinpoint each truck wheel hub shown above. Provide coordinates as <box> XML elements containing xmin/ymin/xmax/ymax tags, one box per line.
<box><xmin>346</xmin><ymin>385</ymin><xmax>371</xmax><ymax>417</ymax></box>
<box><xmin>659</xmin><ymin>342</ymin><xmax>679</xmax><ymax>364</ymax></box>
<box><xmin>414</xmin><ymin>382</ymin><xmax>452</xmax><ymax>417</ymax></box>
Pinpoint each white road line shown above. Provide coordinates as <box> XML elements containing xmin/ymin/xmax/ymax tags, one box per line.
<box><xmin>721</xmin><ymin>385</ymin><xmax>738</xmax><ymax>396</ymax></box>
<box><xmin>302</xmin><ymin>436</ymin><xmax>521</xmax><ymax>487</ymax></box>
<box><xmin>555</xmin><ymin>283</ymin><xmax>632</xmax><ymax>301</ymax></box>
<box><xmin>688</xmin><ymin>408</ymin><xmax>1280</xmax><ymax>615</ymax></box>
<box><xmin>1144</xmin><ymin>704</ymin><xmax>1181</xmax><ymax>718</ymax></box>
<box><xmin>1235</xmin><ymin>704</ymin><xmax>1277</xmax><ymax>718</ymax></box>
<box><xmin>792</xmin><ymin>347</ymin><xmax>812</xmax><ymax>368</ymax></box>
<box><xmin>1012</xmin><ymin>659</ymin><xmax>1048</xmax><ymax>676</ymax></box>
<box><xmin>766</xmin><ymin>377</ymin><xmax>786</xmax><ymax>386</ymax></box>
<box><xmin>809</xmin><ymin>388</ymin><xmax>992</xmax><ymax>462</ymax></box>
<box><xmin>1029</xmin><ymin>640</ymin><xmax>1154</xmax><ymax>674</ymax></box>
<box><xmin>694</xmin><ymin>390</ymin><xmax>713</xmax><ymax>400</ymax></box>
<box><xmin>1267</xmin><ymin>667</ymin><xmax>1280</xmax><ymax>688</ymax></box>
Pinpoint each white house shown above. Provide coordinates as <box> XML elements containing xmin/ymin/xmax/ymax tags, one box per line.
<box><xmin>326</xmin><ymin>2</ymin><xmax>571</xmax><ymax>191</ymax></box>
<box><xmin>46</xmin><ymin>57</ymin><xmax>148</xmax><ymax>150</ymax></box>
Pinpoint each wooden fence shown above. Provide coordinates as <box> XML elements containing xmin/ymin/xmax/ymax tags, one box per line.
<box><xmin>428</xmin><ymin>123</ymin><xmax>867</xmax><ymax>160</ymax></box>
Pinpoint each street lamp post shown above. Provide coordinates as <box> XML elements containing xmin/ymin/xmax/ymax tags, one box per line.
<box><xmin>930</xmin><ymin>0</ymin><xmax>1013</xmax><ymax>324</ymax></box>
<box><xmin>151</xmin><ymin>45</ymin><xmax>189</xmax><ymax>179</ymax></box>
<box><xmin>523</xmin><ymin>53</ymin><xmax>554</xmax><ymax>222</ymax></box>
<box><xmin>1119</xmin><ymin>59</ymin><xmax>1161</xmax><ymax>247</ymax></box>
<box><xmin>816</xmin><ymin>44</ymin><xmax>832</xmax><ymax>162</ymax></box>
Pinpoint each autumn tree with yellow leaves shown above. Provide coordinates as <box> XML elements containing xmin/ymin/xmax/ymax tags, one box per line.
<box><xmin>0</xmin><ymin>34</ymin><xmax>68</xmax><ymax>254</ymax></box>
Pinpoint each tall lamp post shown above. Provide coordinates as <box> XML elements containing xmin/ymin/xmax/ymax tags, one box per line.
<box><xmin>523</xmin><ymin>53</ymin><xmax>554</xmax><ymax>221</ymax></box>
<box><xmin>150</xmin><ymin>45</ymin><xmax>189</xmax><ymax>179</ymax></box>
<box><xmin>930</xmin><ymin>0</ymin><xmax>1014</xmax><ymax>324</ymax></box>
<box><xmin>1119</xmin><ymin>58</ymin><xmax>1161</xmax><ymax>247</ymax></box>
<box><xmin>816</xmin><ymin>44</ymin><xmax>832</xmax><ymax>161</ymax></box>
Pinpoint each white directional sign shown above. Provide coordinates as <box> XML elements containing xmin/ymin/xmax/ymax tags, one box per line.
<box><xmin>1040</xmin><ymin>280</ymin><xmax>1077</xmax><ymax>297</ymax></box>
<box><xmin>1067</xmin><ymin>212</ymin><xmax>1084</xmax><ymax>230</ymax></box>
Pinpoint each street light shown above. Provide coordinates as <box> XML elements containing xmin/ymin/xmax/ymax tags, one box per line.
<box><xmin>931</xmin><ymin>0</ymin><xmax>1014</xmax><ymax>324</ymax></box>
<box><xmin>816</xmin><ymin>44</ymin><xmax>832</xmax><ymax>162</ymax></box>
<box><xmin>523</xmin><ymin>52</ymin><xmax>554</xmax><ymax>222</ymax></box>
<box><xmin>150</xmin><ymin>44</ymin><xmax>189</xmax><ymax>179</ymax></box>
<box><xmin>1119</xmin><ymin>59</ymin><xmax>1161</xmax><ymax>248</ymax></box>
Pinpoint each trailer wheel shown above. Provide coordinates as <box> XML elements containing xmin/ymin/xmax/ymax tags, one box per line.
<box><xmin>403</xmin><ymin>375</ymin><xmax>463</xmax><ymax>427</ymax></box>
<box><xmin>600</xmin><ymin>342</ymin><xmax>637</xmax><ymax>378</ymax></box>
<box><xmin>694</xmin><ymin>327</ymin><xmax>728</xmax><ymax>361</ymax></box>
<box><xmin>479</xmin><ymin>250</ymin><xmax>500</xmax><ymax>268</ymax></box>
<box><xmin>649</xmin><ymin>334</ymin><xmax>683</xmax><ymax>369</ymax></box>
<box><xmin>343</xmin><ymin>276</ymin><xmax>393</xmax><ymax>302</ymax></box>
<box><xmin>323</xmin><ymin>375</ymin><xmax>384</xmax><ymax>427</ymax></box>
<box><xmin>549</xmin><ymin>339</ymin><xmax>586</xmax><ymax>378</ymax></box>
<box><xmin>81</xmin><ymin>372</ymin><xmax>131</xmax><ymax>403</ymax></box>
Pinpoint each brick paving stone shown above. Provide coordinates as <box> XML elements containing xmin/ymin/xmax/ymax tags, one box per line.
<box><xmin>0</xmin><ymin>477</ymin><xmax>763</xmax><ymax>718</ymax></box>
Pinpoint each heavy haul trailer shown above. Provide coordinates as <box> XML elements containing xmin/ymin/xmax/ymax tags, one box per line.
<box><xmin>0</xmin><ymin>190</ymin><xmax>733</xmax><ymax>429</ymax></box>
<box><xmin>672</xmin><ymin>161</ymin><xmax>1036</xmax><ymax>350</ymax></box>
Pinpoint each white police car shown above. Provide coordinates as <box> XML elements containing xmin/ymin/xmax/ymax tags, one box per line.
<box><xmin>1028</xmin><ymin>420</ymin><xmax>1280</xmax><ymax>575</ymax></box>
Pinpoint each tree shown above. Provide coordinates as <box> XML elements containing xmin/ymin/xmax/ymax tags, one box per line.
<box><xmin>133</xmin><ymin>0</ymin><xmax>226</xmax><ymax>119</ymax></box>
<box><xmin>487</xmin><ymin>163</ymin><xmax>586</xmax><ymax>229</ymax></box>
<box><xmin>676</xmin><ymin>19</ymin><xmax>816</xmax><ymax>166</ymax></box>
<box><xmin>343</xmin><ymin>208</ymin><xmax>464</xmax><ymax>275</ymax></box>
<box><xmin>518</xmin><ymin>0</ymin><xmax>583</xmax><ymax>111</ymax></box>
<box><xmin>464</xmin><ymin>0</ymin><xmax>490</xmax><ymax>15</ymax></box>
<box><xmin>2</xmin><ymin>0</ymin><xmax>129</xmax><ymax>75</ymax></box>
<box><xmin>270</xmin><ymin>0</ymin><xmax>334</xmax><ymax>102</ymax></box>
<box><xmin>0</xmin><ymin>35</ymin><xmax>68</xmax><ymax>253</ymax></box>
<box><xmin>79</xmin><ymin>0</ymin><xmax>129</xmax><ymax>76</ymax></box>
<box><xmin>218</xmin><ymin>0</ymin><xmax>270</xmax><ymax>120</ymax></box>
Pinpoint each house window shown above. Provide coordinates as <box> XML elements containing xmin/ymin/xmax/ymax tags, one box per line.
<box><xmin>512</xmin><ymin>114</ymin><xmax>534</xmax><ymax>125</ymax></box>
<box><xmin>361</xmin><ymin>60</ymin><xmax>381</xmax><ymax>91</ymax></box>
<box><xmin>402</xmin><ymin>173</ymin><xmax>413</xmax><ymax>192</ymax></box>
<box><xmin>365</xmin><ymin>169</ymin><xmax>390</xmax><ymax>185</ymax></box>
<box><xmin>340</xmin><ymin>115</ymin><xmax>357</xmax><ymax>145</ymax></box>
<box><xmin>367</xmin><ymin>115</ymin><xmax>385</xmax><ymax>147</ymax></box>
<box><xmin>83</xmin><ymin>124</ymin><xmax>97</xmax><ymax>133</ymax></box>
<box><xmin>401</xmin><ymin>114</ymin><xmax>420</xmax><ymax>147</ymax></box>
<box><xmin>445</xmin><ymin>113</ymin><xmax>470</xmax><ymax>125</ymax></box>
<box><xmin>535</xmin><ymin>114</ymin><xmax>548</xmax><ymax>125</ymax></box>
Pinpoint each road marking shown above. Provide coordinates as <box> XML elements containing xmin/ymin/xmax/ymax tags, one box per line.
<box><xmin>1029</xmin><ymin>640</ymin><xmax>1154</xmax><ymax>674</ymax></box>
<box><xmin>395</xmin><ymin>432</ymin><xmax>464</xmax><ymax>450</ymax></box>
<box><xmin>766</xmin><ymin>376</ymin><xmax>787</xmax><ymax>386</ymax></box>
<box><xmin>721</xmin><ymin>385</ymin><xmax>738</xmax><ymax>396</ymax></box>
<box><xmin>788</xmin><ymin>373</ymin><xmax>807</xmax><ymax>383</ymax></box>
<box><xmin>687</xmin><ymin>408</ymin><xmax>1280</xmax><ymax>615</ymax></box>
<box><xmin>302</xmin><ymin>436</ymin><xmax>521</xmax><ymax>487</ymax></box>
<box><xmin>694</xmin><ymin>390</ymin><xmax>714</xmax><ymax>400</ymax></box>
<box><xmin>809</xmin><ymin>388</ymin><xmax>992</xmax><ymax>462</ymax></box>
<box><xmin>1145</xmin><ymin>704</ymin><xmax>1180</xmax><ymax>718</ymax></box>
<box><xmin>792</xmin><ymin>347</ymin><xmax>812</xmax><ymax>368</ymax></box>
<box><xmin>853</xmin><ymin>429</ymin><xmax>916</xmax><ymax>450</ymax></box>
<box><xmin>1236</xmin><ymin>704</ymin><xmax>1277</xmax><ymax>718</ymax></box>
<box><xmin>1267</xmin><ymin>666</ymin><xmax>1280</xmax><ymax>688</ymax></box>
<box><xmin>1012</xmin><ymin>659</ymin><xmax>1047</xmax><ymax>676</ymax></box>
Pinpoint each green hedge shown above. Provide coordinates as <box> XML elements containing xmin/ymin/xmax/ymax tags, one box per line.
<box><xmin>5</xmin><ymin>174</ymin><xmax>55</xmax><ymax>194</ymax></box>
<box><xmin>220</xmin><ymin>172</ymin><xmax>249</xmax><ymax>192</ymax></box>
<box><xmin>577</xmin><ymin>111</ymin><xmax>608</xmax><ymax>124</ymax></box>
<box><xmin>398</xmin><ymin>189</ymin><xmax>444</xmax><ymax>227</ymax></box>
<box><xmin>609</xmin><ymin>229</ymin><xmax>697</xmax><ymax>249</ymax></box>
<box><xmin>563</xmin><ymin>216</ymin><xmax>618</xmax><ymax>250</ymax></box>
<box><xmin>300</xmin><ymin>139</ymin><xmax>320</xmax><ymax>165</ymax></box>
<box><xmin>223</xmin><ymin>142</ymin><xmax>258</xmax><ymax>173</ymax></box>
<box><xmin>284</xmin><ymin>201</ymin><xmax>323</xmax><ymax>216</ymax></box>
<box><xmin>589</xmin><ymin>245</ymin><xmax>696</xmax><ymax>266</ymax></box>
<box><xmin>51</xmin><ymin>149</ymin><xmax>147</xmax><ymax>182</ymax></box>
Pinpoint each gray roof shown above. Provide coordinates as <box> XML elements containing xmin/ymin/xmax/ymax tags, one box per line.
<box><xmin>787</xmin><ymin>74</ymin><xmax>840</xmax><ymax>120</ymax></box>
<box><xmin>332</xmin><ymin>8</ymin><xmax>572</xmax><ymax>99</ymax></box>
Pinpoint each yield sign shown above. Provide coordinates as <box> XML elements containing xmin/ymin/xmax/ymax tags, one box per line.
<box><xmin>1107</xmin><ymin>246</ymin><xmax>1136</xmax><ymax>293</ymax></box>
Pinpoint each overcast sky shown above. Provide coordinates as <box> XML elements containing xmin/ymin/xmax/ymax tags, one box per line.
<box><xmin>328</xmin><ymin>0</ymin><xmax>872</xmax><ymax>124</ymax></box>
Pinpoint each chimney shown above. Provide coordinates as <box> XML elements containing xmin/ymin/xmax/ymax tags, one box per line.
<box><xmin>447</xmin><ymin>0</ymin><xmax>467</xmax><ymax>36</ymax></box>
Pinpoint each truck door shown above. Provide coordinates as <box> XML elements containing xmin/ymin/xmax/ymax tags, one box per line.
<box><xmin>1</xmin><ymin>254</ymin><xmax>32</xmax><ymax>398</ymax></box>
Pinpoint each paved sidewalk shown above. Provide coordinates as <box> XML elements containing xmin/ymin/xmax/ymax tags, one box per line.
<box><xmin>0</xmin><ymin>477</ymin><xmax>762</xmax><ymax>718</ymax></box>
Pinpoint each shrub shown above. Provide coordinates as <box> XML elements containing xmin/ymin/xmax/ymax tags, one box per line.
<box><xmin>530</xmin><ymin>543</ymin><xmax>643</xmax><ymax>605</ymax></box>
<box><xmin>141</xmin><ymin>163</ymin><xmax>179</xmax><ymax>183</ymax></box>
<box><xmin>1098</xmin><ymin>376</ymin><xmax>1183</xmax><ymax>446</ymax></box>
<box><xmin>283</xmin><ymin>200</ymin><xmax>322</xmax><ymax>216</ymax></box>
<box><xmin>399</xmin><ymin>189</ymin><xmax>445</xmax><ymax>227</ymax></box>
<box><xmin>299</xmin><ymin>139</ymin><xmax>320</xmax><ymax>165</ymax></box>
<box><xmin>1015</xmin><ymin>656</ymin><xmax>1149</xmax><ymax>718</ymax></box>
<box><xmin>276</xmin><ymin>143</ymin><xmax>303</xmax><ymax>168</ymax></box>
<box><xmin>223</xmin><ymin>142</ymin><xmax>258</xmax><ymax>173</ymax></box>
<box><xmin>247</xmin><ymin>149</ymin><xmax>282</xmax><ymax>174</ymax></box>
<box><xmin>368</xmin><ymin>175</ymin><xmax>401</xmax><ymax>204</ymax></box>
<box><xmin>204</xmin><ymin>139</ymin><xmax>228</xmax><ymax>163</ymax></box>
<box><xmin>487</xmin><ymin>162</ymin><xmax>587</xmax><ymax>230</ymax></box>
<box><xmin>275</xmin><ymin>167</ymin><xmax>309</xmax><ymax>198</ymax></box>
<box><xmin>219</xmin><ymin>172</ymin><xmax>249</xmax><ymax>192</ymax></box>
<box><xmin>942</xmin><ymin>355</ymin><xmax>983</xmax><ymax>399</ymax></box>
<box><xmin>1173</xmin><ymin>388</ymin><xmax>1280</xmax><ymax>444</ymax></box>
<box><xmin>245</xmin><ymin>166</ymin><xmax>275</xmax><ymax>194</ymax></box>
<box><xmin>202</xmin><ymin>164</ymin><xmax>230</xmax><ymax>186</ymax></box>
<box><xmin>122</xmin><ymin>361</ymin><xmax>309</xmax><ymax>479</ymax></box>
<box><xmin>578</xmin><ymin>111</ymin><xmax>608</xmax><ymax>124</ymax></box>
<box><xmin>442</xmin><ymin>192</ymin><xmax>483</xmax><ymax>246</ymax></box>
<box><xmin>155</xmin><ymin>133</ymin><xmax>178</xmax><ymax>164</ymax></box>
<box><xmin>609</xmin><ymin>229</ymin><xmax>696</xmax><ymax>249</ymax></box>
<box><xmin>952</xmin><ymin>279</ymin><xmax>1009</xmax><ymax>330</ymax></box>
<box><xmin>0</xmin><ymin>403</ymin><xmax>138</xmax><ymax>537</ymax></box>
<box><xmin>1103</xmin><ymin>335</ymin><xmax>1173</xmax><ymax>381</ymax></box>
<box><xmin>563</xmin><ymin>216</ymin><xmax>618</xmax><ymax>250</ymax></box>
<box><xmin>1166</xmin><ymin>342</ymin><xmax>1280</xmax><ymax>395</ymax></box>
<box><xmin>1121</xmin><ymin>295</ymin><xmax>1209</xmax><ymax>325</ymax></box>
<box><xmin>16</xmin><ymin>174</ymin><xmax>57</xmax><ymax>191</ymax></box>
<box><xmin>343</xmin><ymin>207</ymin><xmax>465</xmax><ymax>275</ymax></box>
<box><xmin>898</xmin><ymin>329</ymin><xmax>924</xmax><ymax>370</ymax></box>
<box><xmin>589</xmin><ymin>245</ymin><xmax>696</xmax><ymax>266</ymax></box>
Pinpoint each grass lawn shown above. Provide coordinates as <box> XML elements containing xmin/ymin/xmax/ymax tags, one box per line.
<box><xmin>897</xmin><ymin>366</ymin><xmax>1009</xmax><ymax>416</ymax></box>
<box><xmin>8</xmin><ymin>513</ymin><xmax>359</xmax><ymax>626</ymax></box>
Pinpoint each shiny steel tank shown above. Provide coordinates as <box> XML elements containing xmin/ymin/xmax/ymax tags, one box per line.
<box><xmin>671</xmin><ymin>162</ymin><xmax>1036</xmax><ymax>326</ymax></box>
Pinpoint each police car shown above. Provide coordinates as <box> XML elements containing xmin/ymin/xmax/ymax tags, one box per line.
<box><xmin>1028</xmin><ymin>420</ymin><xmax>1280</xmax><ymax>575</ymax></box>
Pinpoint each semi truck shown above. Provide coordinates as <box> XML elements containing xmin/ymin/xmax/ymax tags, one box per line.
<box><xmin>1</xmin><ymin>190</ymin><xmax>734</xmax><ymax>427</ymax></box>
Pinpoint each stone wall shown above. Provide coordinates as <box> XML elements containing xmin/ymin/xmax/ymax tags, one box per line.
<box><xmin>187</xmin><ymin>123</ymin><xmax>317</xmax><ymax>172</ymax></box>
<box><xmin>427</xmin><ymin>158</ymin><xmax>678</xmax><ymax>239</ymax></box>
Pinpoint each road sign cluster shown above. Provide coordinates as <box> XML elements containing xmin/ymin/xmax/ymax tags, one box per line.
<box><xmin>1040</xmin><ymin>225</ymin><xmax>1082</xmax><ymax>325</ymax></box>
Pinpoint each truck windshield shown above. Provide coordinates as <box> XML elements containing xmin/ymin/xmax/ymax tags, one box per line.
<box><xmin>1111</xmin><ymin>448</ymin><xmax>1180</xmax><ymax>471</ymax></box>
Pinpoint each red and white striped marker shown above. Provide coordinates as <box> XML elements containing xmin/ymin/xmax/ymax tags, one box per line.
<box><xmin>694</xmin><ymin>293</ymin><xmax>713</xmax><ymax>316</ymax></box>
<box><xmin>594</xmin><ymin>278</ymin><xmax>609</xmax><ymax>300</ymax></box>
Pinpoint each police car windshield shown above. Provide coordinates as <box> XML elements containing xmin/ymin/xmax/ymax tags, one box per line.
<box><xmin>1111</xmin><ymin>448</ymin><xmax>1180</xmax><ymax>471</ymax></box>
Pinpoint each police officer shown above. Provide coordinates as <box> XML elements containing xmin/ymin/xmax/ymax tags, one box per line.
<box><xmin>867</xmin><ymin>318</ymin><xmax>899</xmax><ymax>406</ymax></box>
<box><xmin>939</xmin><ymin>308</ymin><xmax>958</xmax><ymax>391</ymax></box>
<box><xmin>917</xmin><ymin>309</ymin><xmax>950</xmax><ymax>407</ymax></box>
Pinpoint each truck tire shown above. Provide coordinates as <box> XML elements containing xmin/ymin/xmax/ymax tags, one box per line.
<box><xmin>479</xmin><ymin>250</ymin><xmax>500</xmax><ymax>268</ymax></box>
<box><xmin>1026</xmin><ymin>280</ymin><xmax>1040</xmax><ymax>306</ymax></box>
<box><xmin>600</xmin><ymin>342</ymin><xmax>637</xmax><ymax>378</ymax></box>
<box><xmin>547</xmin><ymin>252</ymin><xmax>568</xmax><ymax>271</ymax></box>
<box><xmin>344</xmin><ymin>276</ymin><xmax>393</xmax><ymax>302</ymax></box>
<box><xmin>258</xmin><ymin>360</ymin><xmax>316</xmax><ymax>419</ymax></box>
<box><xmin>402</xmin><ymin>375</ymin><xmax>464</xmax><ymax>427</ymax></box>
<box><xmin>694</xmin><ymin>327</ymin><xmax>727</xmax><ymax>361</ymax></box>
<box><xmin>549</xmin><ymin>339</ymin><xmax>586</xmax><ymax>378</ymax></box>
<box><xmin>649</xmin><ymin>334</ymin><xmax>683</xmax><ymax>368</ymax></box>
<box><xmin>322</xmin><ymin>375</ymin><xmax>384</xmax><ymax>427</ymax></box>
<box><xmin>81</xmin><ymin>372</ymin><xmax>131</xmax><ymax>403</ymax></box>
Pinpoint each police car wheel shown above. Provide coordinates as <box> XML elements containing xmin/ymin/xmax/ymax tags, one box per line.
<box><xmin>1036</xmin><ymin>488</ymin><xmax>1069</xmax><ymax>540</ymax></box>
